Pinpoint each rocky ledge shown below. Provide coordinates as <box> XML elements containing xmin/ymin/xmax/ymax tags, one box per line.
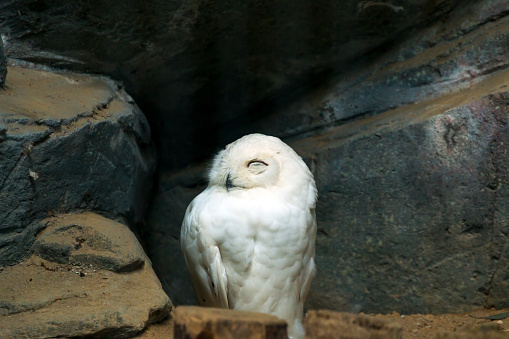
<box><xmin>0</xmin><ymin>212</ymin><xmax>172</xmax><ymax>338</ymax></box>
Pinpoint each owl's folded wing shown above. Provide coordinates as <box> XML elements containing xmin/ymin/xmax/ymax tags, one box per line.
<box><xmin>298</xmin><ymin>210</ymin><xmax>317</xmax><ymax>302</ymax></box>
<box><xmin>207</xmin><ymin>245</ymin><xmax>229</xmax><ymax>308</ymax></box>
<box><xmin>181</xmin><ymin>206</ymin><xmax>229</xmax><ymax>308</ymax></box>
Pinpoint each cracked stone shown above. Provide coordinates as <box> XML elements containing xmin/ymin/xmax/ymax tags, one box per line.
<box><xmin>0</xmin><ymin>66</ymin><xmax>156</xmax><ymax>267</ymax></box>
<box><xmin>0</xmin><ymin>0</ymin><xmax>470</xmax><ymax>170</ymax></box>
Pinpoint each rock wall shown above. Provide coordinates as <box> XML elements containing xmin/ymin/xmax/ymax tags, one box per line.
<box><xmin>1</xmin><ymin>0</ymin><xmax>508</xmax><ymax>318</ymax></box>
<box><xmin>0</xmin><ymin>0</ymin><xmax>468</xmax><ymax>168</ymax></box>
<box><xmin>306</xmin><ymin>89</ymin><xmax>509</xmax><ymax>314</ymax></box>
<box><xmin>144</xmin><ymin>0</ymin><xmax>509</xmax><ymax>314</ymax></box>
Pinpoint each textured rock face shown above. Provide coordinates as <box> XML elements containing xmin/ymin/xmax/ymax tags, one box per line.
<box><xmin>0</xmin><ymin>66</ymin><xmax>164</xmax><ymax>337</ymax></box>
<box><xmin>0</xmin><ymin>212</ymin><xmax>172</xmax><ymax>338</ymax></box>
<box><xmin>32</xmin><ymin>212</ymin><xmax>148</xmax><ymax>273</ymax></box>
<box><xmin>174</xmin><ymin>306</ymin><xmax>287</xmax><ymax>339</ymax></box>
<box><xmin>0</xmin><ymin>38</ymin><xmax>6</xmax><ymax>88</ymax></box>
<box><xmin>144</xmin><ymin>0</ymin><xmax>509</xmax><ymax>314</ymax></box>
<box><xmin>0</xmin><ymin>0</ymin><xmax>466</xmax><ymax>168</ymax></box>
<box><xmin>0</xmin><ymin>66</ymin><xmax>155</xmax><ymax>267</ymax></box>
<box><xmin>305</xmin><ymin>89</ymin><xmax>509</xmax><ymax>314</ymax></box>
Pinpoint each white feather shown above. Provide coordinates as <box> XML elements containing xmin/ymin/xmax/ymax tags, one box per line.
<box><xmin>181</xmin><ymin>134</ymin><xmax>317</xmax><ymax>339</ymax></box>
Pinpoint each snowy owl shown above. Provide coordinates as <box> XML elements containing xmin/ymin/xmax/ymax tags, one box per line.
<box><xmin>181</xmin><ymin>133</ymin><xmax>317</xmax><ymax>339</ymax></box>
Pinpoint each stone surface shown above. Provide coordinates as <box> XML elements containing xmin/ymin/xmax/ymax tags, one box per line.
<box><xmin>174</xmin><ymin>306</ymin><xmax>287</xmax><ymax>339</ymax></box>
<box><xmin>0</xmin><ymin>37</ymin><xmax>6</xmax><ymax>88</ymax></box>
<box><xmin>0</xmin><ymin>0</ymin><xmax>467</xmax><ymax>169</ymax></box>
<box><xmin>32</xmin><ymin>212</ymin><xmax>147</xmax><ymax>273</ymax></box>
<box><xmin>303</xmin><ymin>88</ymin><xmax>509</xmax><ymax>314</ymax></box>
<box><xmin>144</xmin><ymin>0</ymin><xmax>509</xmax><ymax>314</ymax></box>
<box><xmin>304</xmin><ymin>310</ymin><xmax>402</xmax><ymax>339</ymax></box>
<box><xmin>235</xmin><ymin>0</ymin><xmax>509</xmax><ymax>142</ymax></box>
<box><xmin>0</xmin><ymin>212</ymin><xmax>172</xmax><ymax>339</ymax></box>
<box><xmin>0</xmin><ymin>66</ymin><xmax>156</xmax><ymax>267</ymax></box>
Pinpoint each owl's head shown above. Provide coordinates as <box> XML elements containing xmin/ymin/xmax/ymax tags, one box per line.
<box><xmin>208</xmin><ymin>134</ymin><xmax>315</xmax><ymax>195</ymax></box>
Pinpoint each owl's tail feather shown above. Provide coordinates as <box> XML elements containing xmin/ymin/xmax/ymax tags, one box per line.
<box><xmin>287</xmin><ymin>319</ymin><xmax>305</xmax><ymax>339</ymax></box>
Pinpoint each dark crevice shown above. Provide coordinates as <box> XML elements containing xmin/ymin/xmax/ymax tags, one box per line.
<box><xmin>0</xmin><ymin>151</ymin><xmax>24</xmax><ymax>191</ymax></box>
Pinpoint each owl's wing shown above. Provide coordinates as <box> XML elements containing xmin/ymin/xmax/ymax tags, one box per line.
<box><xmin>181</xmin><ymin>198</ymin><xmax>229</xmax><ymax>309</ymax></box>
<box><xmin>298</xmin><ymin>208</ymin><xmax>317</xmax><ymax>302</ymax></box>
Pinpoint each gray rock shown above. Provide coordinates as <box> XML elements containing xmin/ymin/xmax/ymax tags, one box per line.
<box><xmin>0</xmin><ymin>37</ymin><xmax>6</xmax><ymax>88</ymax></box>
<box><xmin>0</xmin><ymin>212</ymin><xmax>172</xmax><ymax>338</ymax></box>
<box><xmin>237</xmin><ymin>0</ymin><xmax>509</xmax><ymax>142</ymax></box>
<box><xmin>305</xmin><ymin>89</ymin><xmax>509</xmax><ymax>314</ymax></box>
<box><xmin>0</xmin><ymin>66</ymin><xmax>156</xmax><ymax>267</ymax></box>
<box><xmin>32</xmin><ymin>212</ymin><xmax>147</xmax><ymax>273</ymax></box>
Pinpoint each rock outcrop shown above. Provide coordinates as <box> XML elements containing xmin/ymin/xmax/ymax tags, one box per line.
<box><xmin>303</xmin><ymin>88</ymin><xmax>509</xmax><ymax>314</ymax></box>
<box><xmin>0</xmin><ymin>66</ymin><xmax>155</xmax><ymax>267</ymax></box>
<box><xmin>144</xmin><ymin>0</ymin><xmax>509</xmax><ymax>314</ymax></box>
<box><xmin>0</xmin><ymin>212</ymin><xmax>172</xmax><ymax>338</ymax></box>
<box><xmin>0</xmin><ymin>66</ymin><xmax>165</xmax><ymax>337</ymax></box>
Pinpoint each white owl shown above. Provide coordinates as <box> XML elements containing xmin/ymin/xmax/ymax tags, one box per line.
<box><xmin>181</xmin><ymin>133</ymin><xmax>317</xmax><ymax>339</ymax></box>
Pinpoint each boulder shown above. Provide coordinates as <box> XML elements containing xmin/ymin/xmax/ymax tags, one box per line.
<box><xmin>0</xmin><ymin>66</ymin><xmax>155</xmax><ymax>267</ymax></box>
<box><xmin>174</xmin><ymin>306</ymin><xmax>287</xmax><ymax>339</ymax></box>
<box><xmin>0</xmin><ymin>212</ymin><xmax>172</xmax><ymax>338</ymax></box>
<box><xmin>32</xmin><ymin>212</ymin><xmax>147</xmax><ymax>273</ymax></box>
<box><xmin>302</xmin><ymin>88</ymin><xmax>509</xmax><ymax>314</ymax></box>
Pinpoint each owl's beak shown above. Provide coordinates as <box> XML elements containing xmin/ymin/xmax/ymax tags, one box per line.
<box><xmin>226</xmin><ymin>173</ymin><xmax>234</xmax><ymax>192</ymax></box>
